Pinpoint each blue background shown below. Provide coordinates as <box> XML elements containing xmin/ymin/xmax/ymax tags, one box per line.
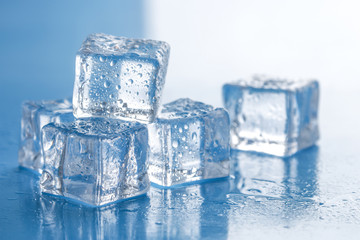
<box><xmin>1</xmin><ymin>1</ymin><xmax>360</xmax><ymax>239</ymax></box>
<box><xmin>0</xmin><ymin>1</ymin><xmax>144</xmax><ymax>140</ymax></box>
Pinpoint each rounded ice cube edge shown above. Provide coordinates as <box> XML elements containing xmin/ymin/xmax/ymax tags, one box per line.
<box><xmin>150</xmin><ymin>176</ymin><xmax>230</xmax><ymax>189</ymax></box>
<box><xmin>40</xmin><ymin>188</ymin><xmax>149</xmax><ymax>208</ymax></box>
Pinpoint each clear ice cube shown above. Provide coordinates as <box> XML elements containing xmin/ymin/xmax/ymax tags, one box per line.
<box><xmin>40</xmin><ymin>118</ymin><xmax>149</xmax><ymax>206</ymax></box>
<box><xmin>18</xmin><ymin>98</ymin><xmax>73</xmax><ymax>173</ymax></box>
<box><xmin>223</xmin><ymin>75</ymin><xmax>319</xmax><ymax>157</ymax></box>
<box><xmin>73</xmin><ymin>33</ymin><xmax>170</xmax><ymax>122</ymax></box>
<box><xmin>148</xmin><ymin>98</ymin><xmax>230</xmax><ymax>187</ymax></box>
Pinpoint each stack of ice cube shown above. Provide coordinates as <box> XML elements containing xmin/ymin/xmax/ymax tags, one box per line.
<box><xmin>18</xmin><ymin>33</ymin><xmax>232</xmax><ymax>206</ymax></box>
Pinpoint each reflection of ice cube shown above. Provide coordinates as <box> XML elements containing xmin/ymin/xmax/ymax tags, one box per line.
<box><xmin>38</xmin><ymin>194</ymin><xmax>148</xmax><ymax>239</ymax></box>
<box><xmin>148</xmin><ymin>98</ymin><xmax>230</xmax><ymax>187</ymax></box>
<box><xmin>40</xmin><ymin>118</ymin><xmax>149</xmax><ymax>206</ymax></box>
<box><xmin>199</xmin><ymin>180</ymin><xmax>230</xmax><ymax>239</ymax></box>
<box><xmin>223</xmin><ymin>75</ymin><xmax>319</xmax><ymax>157</ymax></box>
<box><xmin>230</xmin><ymin>147</ymin><xmax>319</xmax><ymax>200</ymax></box>
<box><xmin>147</xmin><ymin>185</ymin><xmax>203</xmax><ymax>239</ymax></box>
<box><xmin>146</xmin><ymin>179</ymin><xmax>230</xmax><ymax>239</ymax></box>
<box><xmin>18</xmin><ymin>98</ymin><xmax>73</xmax><ymax>173</ymax></box>
<box><xmin>73</xmin><ymin>33</ymin><xmax>170</xmax><ymax>122</ymax></box>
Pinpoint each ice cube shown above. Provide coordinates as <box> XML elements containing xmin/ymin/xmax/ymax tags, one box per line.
<box><xmin>223</xmin><ymin>75</ymin><xmax>319</xmax><ymax>157</ymax></box>
<box><xmin>148</xmin><ymin>98</ymin><xmax>230</xmax><ymax>187</ymax></box>
<box><xmin>18</xmin><ymin>98</ymin><xmax>73</xmax><ymax>173</ymax></box>
<box><xmin>73</xmin><ymin>33</ymin><xmax>170</xmax><ymax>123</ymax></box>
<box><xmin>40</xmin><ymin>118</ymin><xmax>149</xmax><ymax>206</ymax></box>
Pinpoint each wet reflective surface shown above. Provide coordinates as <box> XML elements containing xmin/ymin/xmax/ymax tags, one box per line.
<box><xmin>1</xmin><ymin>140</ymin><xmax>360</xmax><ymax>239</ymax></box>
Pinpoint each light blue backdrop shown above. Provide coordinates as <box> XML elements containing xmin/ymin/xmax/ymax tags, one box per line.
<box><xmin>0</xmin><ymin>1</ymin><xmax>144</xmax><ymax>159</ymax></box>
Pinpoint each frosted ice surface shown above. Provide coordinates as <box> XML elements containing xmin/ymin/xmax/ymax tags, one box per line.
<box><xmin>18</xmin><ymin>98</ymin><xmax>73</xmax><ymax>173</ymax></box>
<box><xmin>223</xmin><ymin>75</ymin><xmax>319</xmax><ymax>157</ymax></box>
<box><xmin>40</xmin><ymin>118</ymin><xmax>149</xmax><ymax>206</ymax></box>
<box><xmin>73</xmin><ymin>33</ymin><xmax>170</xmax><ymax>122</ymax></box>
<box><xmin>148</xmin><ymin>98</ymin><xmax>230</xmax><ymax>187</ymax></box>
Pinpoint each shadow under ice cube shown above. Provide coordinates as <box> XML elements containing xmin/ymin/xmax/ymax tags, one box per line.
<box><xmin>18</xmin><ymin>98</ymin><xmax>73</xmax><ymax>173</ymax></box>
<box><xmin>73</xmin><ymin>33</ymin><xmax>170</xmax><ymax>122</ymax></box>
<box><xmin>148</xmin><ymin>98</ymin><xmax>230</xmax><ymax>187</ymax></box>
<box><xmin>40</xmin><ymin>118</ymin><xmax>149</xmax><ymax>207</ymax></box>
<box><xmin>223</xmin><ymin>75</ymin><xmax>319</xmax><ymax>157</ymax></box>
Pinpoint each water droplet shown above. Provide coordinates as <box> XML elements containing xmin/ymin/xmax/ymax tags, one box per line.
<box><xmin>99</xmin><ymin>56</ymin><xmax>105</xmax><ymax>62</ymax></box>
<box><xmin>110</xmin><ymin>60</ymin><xmax>115</xmax><ymax>66</ymax></box>
<box><xmin>104</xmin><ymin>81</ymin><xmax>111</xmax><ymax>88</ymax></box>
<box><xmin>123</xmin><ymin>103</ymin><xmax>128</xmax><ymax>108</ymax></box>
<box><xmin>192</xmin><ymin>132</ymin><xmax>197</xmax><ymax>140</ymax></box>
<box><xmin>109</xmin><ymin>94</ymin><xmax>114</xmax><ymax>99</ymax></box>
<box><xmin>172</xmin><ymin>140</ymin><xmax>179</xmax><ymax>148</ymax></box>
<box><xmin>137</xmin><ymin>64</ymin><xmax>142</xmax><ymax>68</ymax></box>
<box><xmin>178</xmin><ymin>152</ymin><xmax>183</xmax><ymax>158</ymax></box>
<box><xmin>138</xmin><ymin>73</ymin><xmax>143</xmax><ymax>78</ymax></box>
<box><xmin>100</xmin><ymin>102</ymin><xmax>107</xmax><ymax>108</ymax></box>
<box><xmin>179</xmin><ymin>128</ymin><xmax>183</xmax><ymax>133</ymax></box>
<box><xmin>129</xmin><ymin>79</ymin><xmax>134</xmax><ymax>84</ymax></box>
<box><xmin>184</xmin><ymin>125</ymin><xmax>189</xmax><ymax>130</ymax></box>
<box><xmin>116</xmin><ymin>85</ymin><xmax>121</xmax><ymax>90</ymax></box>
<box><xmin>118</xmin><ymin>99</ymin><xmax>123</xmax><ymax>104</ymax></box>
<box><xmin>136</xmin><ymin>92</ymin><xmax>139</xmax><ymax>96</ymax></box>
<box><xmin>182</xmin><ymin>136</ymin><xmax>186</xmax><ymax>141</ymax></box>
<box><xmin>115</xmin><ymin>73</ymin><xmax>119</xmax><ymax>78</ymax></box>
